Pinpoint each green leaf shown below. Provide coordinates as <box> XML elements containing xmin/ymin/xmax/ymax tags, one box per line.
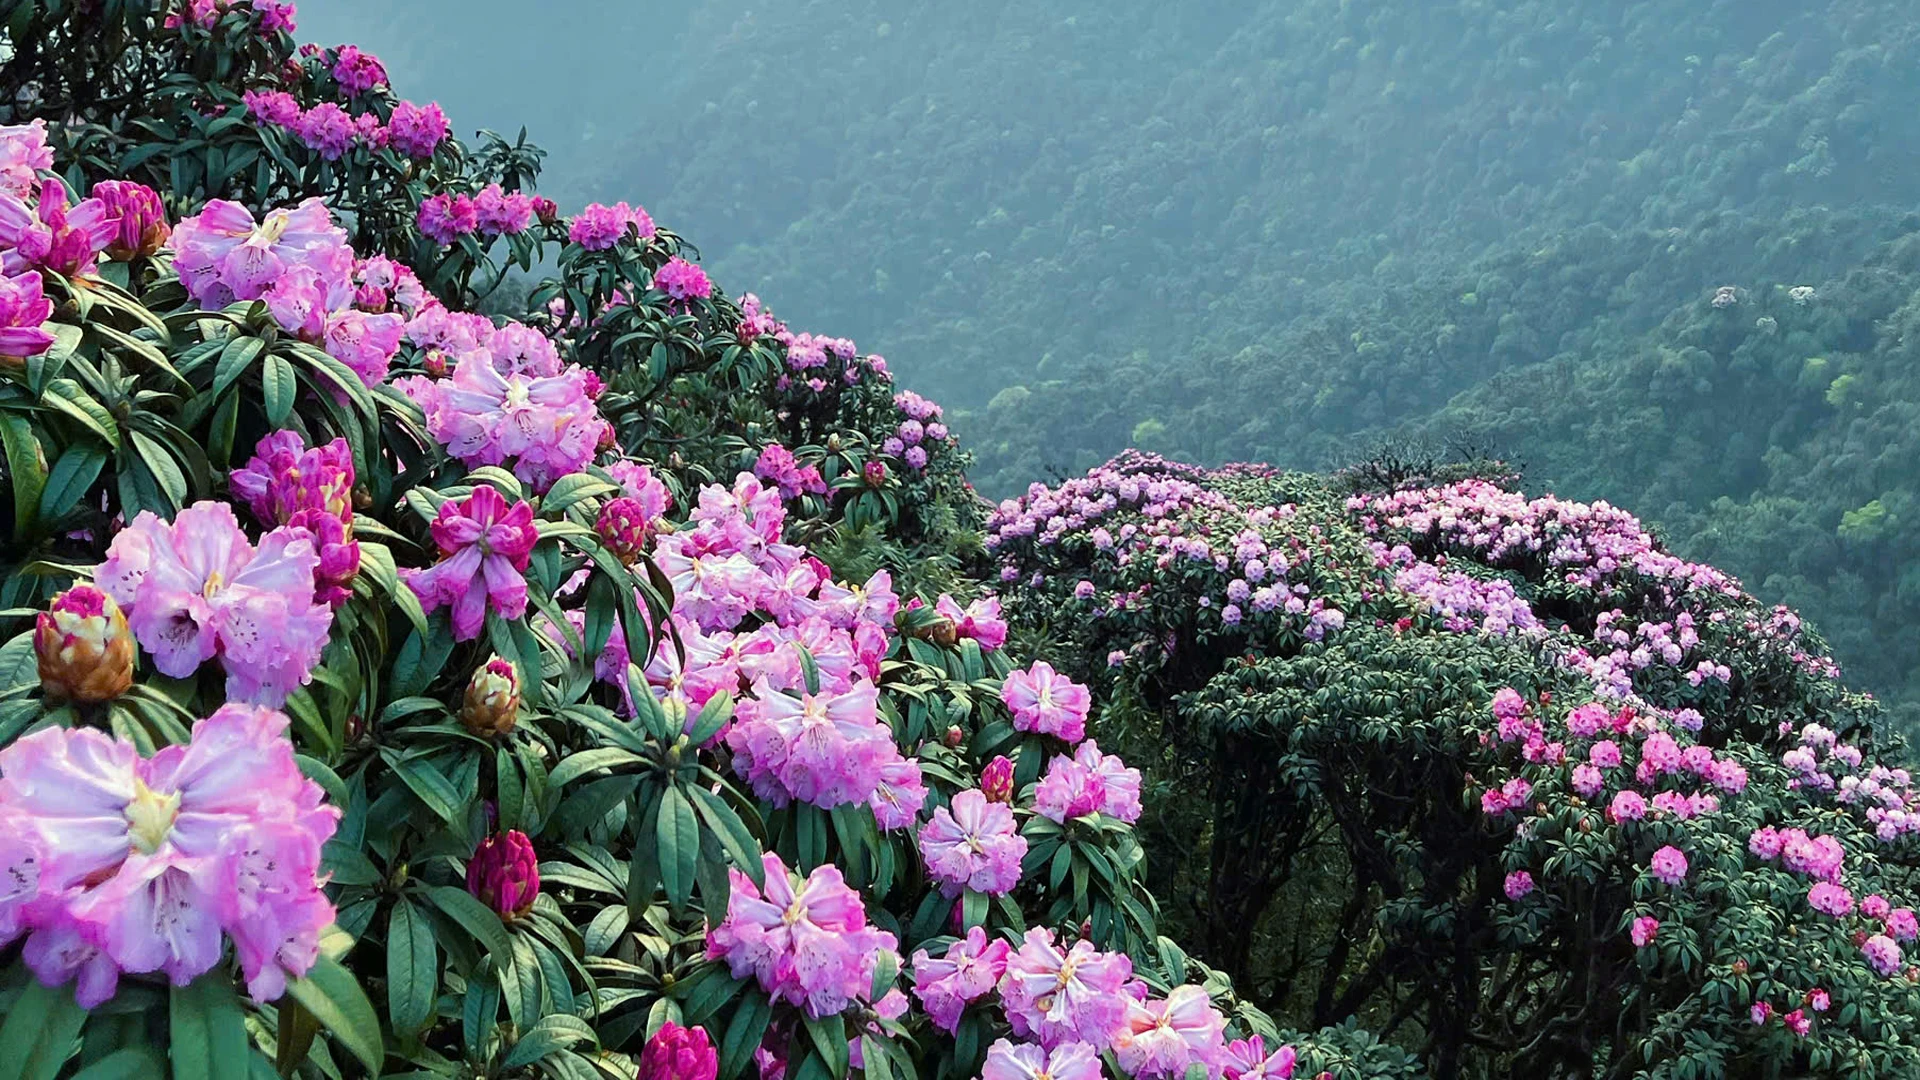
<box><xmin>0</xmin><ymin>629</ymin><xmax>36</xmax><ymax>695</ymax></box>
<box><xmin>0</xmin><ymin>415</ymin><xmax>45</xmax><ymax>539</ymax></box>
<box><xmin>212</xmin><ymin>336</ymin><xmax>264</xmax><ymax>399</ymax></box>
<box><xmin>426</xmin><ymin>884</ymin><xmax>514</xmax><ymax>965</ymax></box>
<box><xmin>658</xmin><ymin>784</ymin><xmax>699</xmax><ymax>911</ymax></box>
<box><xmin>502</xmin><ymin>1014</ymin><xmax>596</xmax><ymax>1068</ymax></box>
<box><xmin>127</xmin><ymin>429</ymin><xmax>186</xmax><ymax>513</ymax></box>
<box><xmin>539</xmin><ymin>473</ymin><xmax>616</xmax><ymax>517</ymax></box>
<box><xmin>36</xmin><ymin>444</ymin><xmax>106</xmax><ymax>526</ymax></box>
<box><xmin>804</xmin><ymin>1015</ymin><xmax>850</xmax><ymax>1080</ymax></box>
<box><xmin>43</xmin><ymin>379</ymin><xmax>119</xmax><ymax>449</ymax></box>
<box><xmin>718</xmin><ymin>992</ymin><xmax>772</xmax><ymax>1080</ymax></box>
<box><xmin>283</xmin><ymin>955</ymin><xmax>385</xmax><ymax>1075</ymax></box>
<box><xmin>688</xmin><ymin>785</ymin><xmax>766</xmax><ymax>886</ymax></box>
<box><xmin>0</xmin><ymin>972</ymin><xmax>87</xmax><ymax>1080</ymax></box>
<box><xmin>381</xmin><ymin>749</ymin><xmax>462</xmax><ymax>823</ymax></box>
<box><xmin>546</xmin><ymin>746</ymin><xmax>645</xmax><ymax>789</ymax></box>
<box><xmin>168</xmin><ymin>974</ymin><xmax>251</xmax><ymax>1080</ymax></box>
<box><xmin>262</xmin><ymin>351</ymin><xmax>296</xmax><ymax>427</ymax></box>
<box><xmin>66</xmin><ymin>1048</ymin><xmax>165</xmax><ymax>1080</ymax></box>
<box><xmin>386</xmin><ymin>899</ymin><xmax>439</xmax><ymax>1035</ymax></box>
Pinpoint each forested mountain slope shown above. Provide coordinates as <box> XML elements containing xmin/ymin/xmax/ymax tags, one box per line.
<box><xmin>600</xmin><ymin>0</ymin><xmax>1920</xmax><ymax>718</ymax></box>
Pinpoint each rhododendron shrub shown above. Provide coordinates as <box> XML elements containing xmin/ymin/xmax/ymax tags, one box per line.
<box><xmin>993</xmin><ymin>450</ymin><xmax>1920</xmax><ymax>1075</ymax></box>
<box><xmin>0</xmin><ymin>9</ymin><xmax>1367</xmax><ymax>1080</ymax></box>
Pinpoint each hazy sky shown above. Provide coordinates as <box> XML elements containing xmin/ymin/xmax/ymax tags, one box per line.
<box><xmin>295</xmin><ymin>2</ymin><xmax>694</xmax><ymax>205</ymax></box>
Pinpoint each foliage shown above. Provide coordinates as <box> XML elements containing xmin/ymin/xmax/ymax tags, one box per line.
<box><xmin>992</xmin><ymin>451</ymin><xmax>1920</xmax><ymax>1077</ymax></box>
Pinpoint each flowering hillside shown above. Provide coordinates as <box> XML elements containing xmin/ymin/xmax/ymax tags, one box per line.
<box><xmin>0</xmin><ymin>4</ymin><xmax>1913</xmax><ymax>1080</ymax></box>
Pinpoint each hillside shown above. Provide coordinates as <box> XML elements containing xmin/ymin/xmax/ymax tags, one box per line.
<box><xmin>595</xmin><ymin>0</ymin><xmax>1920</xmax><ymax>718</ymax></box>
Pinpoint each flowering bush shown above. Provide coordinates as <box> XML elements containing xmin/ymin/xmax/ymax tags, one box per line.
<box><xmin>0</xmin><ymin>8</ymin><xmax>1357</xmax><ymax>1080</ymax></box>
<box><xmin>991</xmin><ymin>450</ymin><xmax>1920</xmax><ymax>1076</ymax></box>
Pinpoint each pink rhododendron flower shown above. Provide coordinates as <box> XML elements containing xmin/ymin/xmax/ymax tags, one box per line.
<box><xmin>1864</xmin><ymin>934</ymin><xmax>1903</xmax><ymax>977</ymax></box>
<box><xmin>97</xmin><ymin>502</ymin><xmax>332</xmax><ymax>705</ymax></box>
<box><xmin>292</xmin><ymin>102</ymin><xmax>354</xmax><ymax>159</ymax></box>
<box><xmin>1808</xmin><ymin>882</ymin><xmax>1855</xmax><ymax>917</ymax></box>
<box><xmin>474</xmin><ymin>183</ymin><xmax>534</xmax><ymax>236</ymax></box>
<box><xmin>229</xmin><ymin>432</ymin><xmax>360</xmax><ymax>606</ymax></box>
<box><xmin>936</xmin><ymin>593</ymin><xmax>1008</xmax><ymax>650</ymax></box>
<box><xmin>1504</xmin><ymin>870</ymin><xmax>1534</xmax><ymax>900</ymax></box>
<box><xmin>1115</xmin><ymin>984</ymin><xmax>1228</xmax><ymax>1080</ymax></box>
<box><xmin>0</xmin><ymin>706</ymin><xmax>337</xmax><ymax>1005</ymax></box>
<box><xmin>609</xmin><ymin>460</ymin><xmax>675</xmax><ymax>521</ymax></box>
<box><xmin>171</xmin><ymin>197</ymin><xmax>352</xmax><ymax>309</ymax></box>
<box><xmin>387</xmin><ymin>100</ymin><xmax>450</xmax><ymax>159</ymax></box>
<box><xmin>919</xmin><ymin>789</ymin><xmax>1026</xmax><ymax>896</ymax></box>
<box><xmin>980</xmin><ymin>1040</ymin><xmax>1105</xmax><ymax>1080</ymax></box>
<box><xmin>405</xmin><ymin>350</ymin><xmax>605</xmax><ymax>491</ymax></box>
<box><xmin>1035</xmin><ymin>740</ymin><xmax>1142</xmax><ymax>824</ymax></box>
<box><xmin>1221</xmin><ymin>1036</ymin><xmax>1297</xmax><ymax>1080</ymax></box>
<box><xmin>418</xmin><ymin>192</ymin><xmax>478</xmax><ymax>246</ymax></box>
<box><xmin>1630</xmin><ymin>916</ymin><xmax>1659</xmax><ymax>947</ymax></box>
<box><xmin>0</xmin><ymin>120</ymin><xmax>52</xmax><ymax>199</ymax></box>
<box><xmin>0</xmin><ymin>269</ymin><xmax>54</xmax><ymax>363</ymax></box>
<box><xmin>655</xmin><ymin>256</ymin><xmax>713</xmax><ymax>304</ymax></box>
<box><xmin>911</xmin><ymin>926</ymin><xmax>1011</xmax><ymax>1034</ymax></box>
<box><xmin>706</xmin><ymin>851</ymin><xmax>899</xmax><ymax>1019</ymax></box>
<box><xmin>330</xmin><ymin>44</ymin><xmax>387</xmax><ymax>94</ymax></box>
<box><xmin>405</xmin><ymin>486</ymin><xmax>538</xmax><ymax>641</ymax></box>
<box><xmin>0</xmin><ymin>179</ymin><xmax>118</xmax><ymax>277</ymax></box>
<box><xmin>1648</xmin><ymin>845</ymin><xmax>1689</xmax><ymax>885</ymax></box>
<box><xmin>726</xmin><ymin>678</ymin><xmax>894</xmax><ymax>809</ymax></box>
<box><xmin>1001</xmin><ymin>660</ymin><xmax>1090</xmax><ymax>743</ymax></box>
<box><xmin>998</xmin><ymin>927</ymin><xmax>1134</xmax><ymax>1048</ymax></box>
<box><xmin>868</xmin><ymin>754</ymin><xmax>928</xmax><ymax>831</ymax></box>
<box><xmin>569</xmin><ymin>201</ymin><xmax>654</xmax><ymax>250</ymax></box>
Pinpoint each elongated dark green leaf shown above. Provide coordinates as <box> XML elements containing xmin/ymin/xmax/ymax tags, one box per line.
<box><xmin>502</xmin><ymin>933</ymin><xmax>544</xmax><ymax>1030</ymax></box>
<box><xmin>262</xmin><ymin>351</ymin><xmax>296</xmax><ymax>426</ymax></box>
<box><xmin>539</xmin><ymin>473</ymin><xmax>616</xmax><ymax>517</ymax></box>
<box><xmin>386</xmin><ymin>899</ymin><xmax>438</xmax><ymax>1034</ymax></box>
<box><xmin>127</xmin><ymin>429</ymin><xmax>185</xmax><ymax>513</ymax></box>
<box><xmin>212</xmin><ymin>336</ymin><xmax>264</xmax><ymax>399</ymax></box>
<box><xmin>283</xmin><ymin>955</ymin><xmax>384</xmax><ymax>1075</ymax></box>
<box><xmin>688</xmin><ymin>785</ymin><xmax>765</xmax><ymax>886</ymax></box>
<box><xmin>718</xmin><ymin>992</ymin><xmax>771</xmax><ymax>1080</ymax></box>
<box><xmin>502</xmin><ymin>1014</ymin><xmax>596</xmax><ymax>1069</ymax></box>
<box><xmin>36</xmin><ymin>444</ymin><xmax>106</xmax><ymax>526</ymax></box>
<box><xmin>168</xmin><ymin>974</ymin><xmax>250</xmax><ymax>1080</ymax></box>
<box><xmin>0</xmin><ymin>974</ymin><xmax>87</xmax><ymax>1080</ymax></box>
<box><xmin>658</xmin><ymin>784</ymin><xmax>699</xmax><ymax>911</ymax></box>
<box><xmin>0</xmin><ymin>416</ymin><xmax>44</xmax><ymax>539</ymax></box>
<box><xmin>43</xmin><ymin>379</ymin><xmax>118</xmax><ymax>449</ymax></box>
<box><xmin>426</xmin><ymin>884</ymin><xmax>514</xmax><ymax>964</ymax></box>
<box><xmin>66</xmin><ymin>1047</ymin><xmax>164</xmax><ymax>1080</ymax></box>
<box><xmin>381</xmin><ymin>750</ymin><xmax>461</xmax><ymax>823</ymax></box>
<box><xmin>546</xmin><ymin>746</ymin><xmax>645</xmax><ymax>789</ymax></box>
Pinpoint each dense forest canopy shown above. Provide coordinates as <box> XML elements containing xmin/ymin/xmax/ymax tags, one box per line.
<box><xmin>304</xmin><ymin>0</ymin><xmax>1920</xmax><ymax>720</ymax></box>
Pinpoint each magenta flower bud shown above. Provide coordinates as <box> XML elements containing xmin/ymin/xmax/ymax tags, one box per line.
<box><xmin>0</xmin><ymin>179</ymin><xmax>118</xmax><ymax>278</ymax></box>
<box><xmin>943</xmin><ymin>724</ymin><xmax>965</xmax><ymax>748</ymax></box>
<box><xmin>467</xmin><ymin>830</ymin><xmax>539</xmax><ymax>920</ymax></box>
<box><xmin>863</xmin><ymin>460</ymin><xmax>888</xmax><ymax>488</ymax></box>
<box><xmin>288</xmin><ymin>508</ymin><xmax>360</xmax><ymax>608</ymax></box>
<box><xmin>92</xmin><ymin>181</ymin><xmax>170</xmax><ymax>261</ymax></box>
<box><xmin>423</xmin><ymin>348</ymin><xmax>450</xmax><ymax>378</ymax></box>
<box><xmin>639</xmin><ymin>1021</ymin><xmax>718</xmax><ymax>1080</ymax></box>
<box><xmin>0</xmin><ymin>269</ymin><xmax>55</xmax><ymax>366</ymax></box>
<box><xmin>532</xmin><ymin>196</ymin><xmax>559</xmax><ymax>225</ymax></box>
<box><xmin>36</xmin><ymin>583</ymin><xmax>135</xmax><ymax>702</ymax></box>
<box><xmin>596</xmin><ymin>496</ymin><xmax>651</xmax><ymax>565</ymax></box>
<box><xmin>981</xmin><ymin>756</ymin><xmax>1014</xmax><ymax>803</ymax></box>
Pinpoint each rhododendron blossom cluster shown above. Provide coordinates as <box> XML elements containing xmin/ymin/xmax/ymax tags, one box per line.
<box><xmin>705</xmin><ymin>852</ymin><xmax>900</xmax><ymax>1019</ymax></box>
<box><xmin>0</xmin><ymin>706</ymin><xmax>337</xmax><ymax>1005</ymax></box>
<box><xmin>97</xmin><ymin>502</ymin><xmax>333</xmax><ymax>706</ymax></box>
